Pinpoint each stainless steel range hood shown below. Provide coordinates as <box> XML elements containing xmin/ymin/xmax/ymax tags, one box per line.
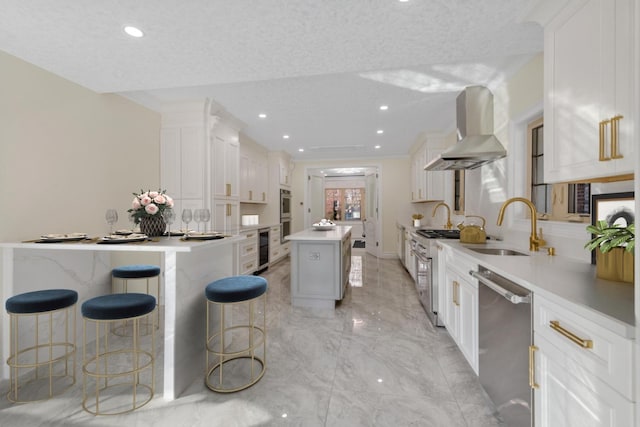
<box><xmin>425</xmin><ymin>86</ymin><xmax>506</xmax><ymax>171</ymax></box>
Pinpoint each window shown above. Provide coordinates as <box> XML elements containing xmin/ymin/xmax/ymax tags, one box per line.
<box><xmin>527</xmin><ymin>118</ymin><xmax>590</xmax><ymax>221</ymax></box>
<box><xmin>325</xmin><ymin>188</ymin><xmax>364</xmax><ymax>221</ymax></box>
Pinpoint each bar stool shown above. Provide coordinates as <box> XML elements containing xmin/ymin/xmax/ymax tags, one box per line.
<box><xmin>81</xmin><ymin>293</ymin><xmax>156</xmax><ymax>415</ymax></box>
<box><xmin>111</xmin><ymin>265</ymin><xmax>161</xmax><ymax>334</ymax></box>
<box><xmin>5</xmin><ymin>289</ymin><xmax>77</xmax><ymax>403</ymax></box>
<box><xmin>205</xmin><ymin>275</ymin><xmax>267</xmax><ymax>393</ymax></box>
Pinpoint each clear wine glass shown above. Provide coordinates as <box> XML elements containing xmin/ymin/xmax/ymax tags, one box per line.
<box><xmin>105</xmin><ymin>209</ymin><xmax>118</xmax><ymax>234</ymax></box>
<box><xmin>181</xmin><ymin>208</ymin><xmax>193</xmax><ymax>234</ymax></box>
<box><xmin>201</xmin><ymin>208</ymin><xmax>211</xmax><ymax>232</ymax></box>
<box><xmin>162</xmin><ymin>208</ymin><xmax>176</xmax><ymax>237</ymax></box>
<box><xmin>128</xmin><ymin>212</ymin><xmax>137</xmax><ymax>233</ymax></box>
<box><xmin>193</xmin><ymin>209</ymin><xmax>203</xmax><ymax>232</ymax></box>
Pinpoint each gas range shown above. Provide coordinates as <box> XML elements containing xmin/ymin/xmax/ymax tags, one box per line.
<box><xmin>415</xmin><ymin>229</ymin><xmax>461</xmax><ymax>239</ymax></box>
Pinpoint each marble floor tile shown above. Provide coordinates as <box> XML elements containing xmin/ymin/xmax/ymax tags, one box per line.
<box><xmin>0</xmin><ymin>254</ymin><xmax>501</xmax><ymax>426</ymax></box>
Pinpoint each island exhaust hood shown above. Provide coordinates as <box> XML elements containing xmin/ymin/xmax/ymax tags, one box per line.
<box><xmin>425</xmin><ymin>86</ymin><xmax>506</xmax><ymax>171</ymax></box>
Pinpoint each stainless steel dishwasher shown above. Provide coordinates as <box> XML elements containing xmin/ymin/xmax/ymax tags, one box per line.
<box><xmin>470</xmin><ymin>265</ymin><xmax>533</xmax><ymax>427</ymax></box>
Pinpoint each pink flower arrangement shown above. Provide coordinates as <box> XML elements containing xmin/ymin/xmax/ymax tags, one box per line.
<box><xmin>128</xmin><ymin>189</ymin><xmax>174</xmax><ymax>224</ymax></box>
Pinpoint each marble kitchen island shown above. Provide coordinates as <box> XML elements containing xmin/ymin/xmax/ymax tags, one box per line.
<box><xmin>286</xmin><ymin>226</ymin><xmax>351</xmax><ymax>309</ymax></box>
<box><xmin>0</xmin><ymin>234</ymin><xmax>244</xmax><ymax>401</ymax></box>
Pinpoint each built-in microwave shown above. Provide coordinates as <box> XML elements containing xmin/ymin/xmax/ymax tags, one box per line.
<box><xmin>280</xmin><ymin>189</ymin><xmax>291</xmax><ymax>219</ymax></box>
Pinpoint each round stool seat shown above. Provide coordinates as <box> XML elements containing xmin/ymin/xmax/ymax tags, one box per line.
<box><xmin>205</xmin><ymin>276</ymin><xmax>267</xmax><ymax>303</ymax></box>
<box><xmin>112</xmin><ymin>265</ymin><xmax>161</xmax><ymax>279</ymax></box>
<box><xmin>82</xmin><ymin>293</ymin><xmax>156</xmax><ymax>320</ymax></box>
<box><xmin>6</xmin><ymin>289</ymin><xmax>78</xmax><ymax>314</ymax></box>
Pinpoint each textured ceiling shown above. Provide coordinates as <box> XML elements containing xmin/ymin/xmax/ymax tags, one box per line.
<box><xmin>0</xmin><ymin>0</ymin><xmax>543</xmax><ymax>160</ymax></box>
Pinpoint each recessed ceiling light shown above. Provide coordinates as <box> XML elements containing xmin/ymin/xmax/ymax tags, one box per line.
<box><xmin>283</xmin><ymin>135</ymin><xmax>290</xmax><ymax>139</ymax></box>
<box><xmin>123</xmin><ymin>26</ymin><xmax>144</xmax><ymax>38</ymax></box>
<box><xmin>376</xmin><ymin>130</ymin><xmax>384</xmax><ymax>134</ymax></box>
<box><xmin>398</xmin><ymin>0</ymin><xmax>409</xmax><ymax>3</ymax></box>
<box><xmin>375</xmin><ymin>145</ymin><xmax>381</xmax><ymax>149</ymax></box>
<box><xmin>298</xmin><ymin>148</ymin><xmax>304</xmax><ymax>152</ymax></box>
<box><xmin>379</xmin><ymin>105</ymin><xmax>389</xmax><ymax>111</ymax></box>
<box><xmin>258</xmin><ymin>113</ymin><xmax>267</xmax><ymax>119</ymax></box>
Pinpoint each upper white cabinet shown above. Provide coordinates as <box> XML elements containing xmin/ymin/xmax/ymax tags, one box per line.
<box><xmin>239</xmin><ymin>142</ymin><xmax>268</xmax><ymax>204</ymax></box>
<box><xmin>543</xmin><ymin>0</ymin><xmax>635</xmax><ymax>182</ymax></box>
<box><xmin>411</xmin><ymin>135</ymin><xmax>447</xmax><ymax>202</ymax></box>
<box><xmin>212</xmin><ymin>134</ymin><xmax>239</xmax><ymax>200</ymax></box>
<box><xmin>279</xmin><ymin>157</ymin><xmax>293</xmax><ymax>187</ymax></box>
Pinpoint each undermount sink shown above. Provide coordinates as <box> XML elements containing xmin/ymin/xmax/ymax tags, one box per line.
<box><xmin>467</xmin><ymin>247</ymin><xmax>529</xmax><ymax>256</ymax></box>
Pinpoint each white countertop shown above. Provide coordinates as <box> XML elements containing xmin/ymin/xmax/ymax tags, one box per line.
<box><xmin>286</xmin><ymin>226</ymin><xmax>352</xmax><ymax>241</ymax></box>
<box><xmin>438</xmin><ymin>240</ymin><xmax>634</xmax><ymax>337</ymax></box>
<box><xmin>0</xmin><ymin>234</ymin><xmax>244</xmax><ymax>252</ymax></box>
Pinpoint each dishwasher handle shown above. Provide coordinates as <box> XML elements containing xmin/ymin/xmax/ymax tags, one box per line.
<box><xmin>470</xmin><ymin>270</ymin><xmax>531</xmax><ymax>304</ymax></box>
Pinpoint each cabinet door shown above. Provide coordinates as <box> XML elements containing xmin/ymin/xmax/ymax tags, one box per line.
<box><xmin>443</xmin><ymin>267</ymin><xmax>459</xmax><ymax>340</ymax></box>
<box><xmin>426</xmin><ymin>147</ymin><xmax>445</xmax><ymax>200</ymax></box>
<box><xmin>212</xmin><ymin>199</ymin><xmax>239</xmax><ymax>233</ymax></box>
<box><xmin>534</xmin><ymin>333</ymin><xmax>633</xmax><ymax>427</ymax></box>
<box><xmin>544</xmin><ymin>0</ymin><xmax>634</xmax><ymax>182</ymax></box>
<box><xmin>239</xmin><ymin>153</ymin><xmax>251</xmax><ymax>201</ymax></box>
<box><xmin>212</xmin><ymin>136</ymin><xmax>239</xmax><ymax>199</ymax></box>
<box><xmin>457</xmin><ymin>277</ymin><xmax>478</xmax><ymax>373</ymax></box>
<box><xmin>160</xmin><ymin>128</ymin><xmax>181</xmax><ymax>198</ymax></box>
<box><xmin>180</xmin><ymin>127</ymin><xmax>204</xmax><ymax>199</ymax></box>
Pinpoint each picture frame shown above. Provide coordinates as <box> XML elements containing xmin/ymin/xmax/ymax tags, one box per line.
<box><xmin>590</xmin><ymin>191</ymin><xmax>635</xmax><ymax>264</ymax></box>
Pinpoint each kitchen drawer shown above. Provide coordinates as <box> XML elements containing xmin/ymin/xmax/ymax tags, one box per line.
<box><xmin>240</xmin><ymin>257</ymin><xmax>257</xmax><ymax>275</ymax></box>
<box><xmin>534</xmin><ymin>294</ymin><xmax>633</xmax><ymax>400</ymax></box>
<box><xmin>239</xmin><ymin>240</ymin><xmax>257</xmax><ymax>257</ymax></box>
<box><xmin>270</xmin><ymin>247</ymin><xmax>281</xmax><ymax>261</ymax></box>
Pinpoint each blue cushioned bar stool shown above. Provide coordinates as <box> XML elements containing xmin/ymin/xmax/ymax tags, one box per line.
<box><xmin>5</xmin><ymin>289</ymin><xmax>78</xmax><ymax>403</ymax></box>
<box><xmin>205</xmin><ymin>275</ymin><xmax>267</xmax><ymax>393</ymax></box>
<box><xmin>81</xmin><ymin>293</ymin><xmax>156</xmax><ymax>415</ymax></box>
<box><xmin>111</xmin><ymin>264</ymin><xmax>161</xmax><ymax>335</ymax></box>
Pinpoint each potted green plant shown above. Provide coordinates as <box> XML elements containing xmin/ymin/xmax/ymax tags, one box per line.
<box><xmin>585</xmin><ymin>220</ymin><xmax>634</xmax><ymax>283</ymax></box>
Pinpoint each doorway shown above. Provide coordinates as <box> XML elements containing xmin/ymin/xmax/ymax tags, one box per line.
<box><xmin>305</xmin><ymin>166</ymin><xmax>380</xmax><ymax>258</ymax></box>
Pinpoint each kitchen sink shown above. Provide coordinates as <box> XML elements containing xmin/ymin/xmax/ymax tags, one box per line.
<box><xmin>467</xmin><ymin>247</ymin><xmax>529</xmax><ymax>256</ymax></box>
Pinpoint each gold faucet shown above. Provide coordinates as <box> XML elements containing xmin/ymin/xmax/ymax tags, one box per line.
<box><xmin>497</xmin><ymin>197</ymin><xmax>547</xmax><ymax>251</ymax></box>
<box><xmin>432</xmin><ymin>202</ymin><xmax>453</xmax><ymax>230</ymax></box>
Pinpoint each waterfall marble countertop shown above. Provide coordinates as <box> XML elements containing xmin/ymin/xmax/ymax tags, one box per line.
<box><xmin>438</xmin><ymin>240</ymin><xmax>634</xmax><ymax>338</ymax></box>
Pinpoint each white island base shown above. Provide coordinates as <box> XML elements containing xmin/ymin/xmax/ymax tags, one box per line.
<box><xmin>286</xmin><ymin>226</ymin><xmax>351</xmax><ymax>309</ymax></box>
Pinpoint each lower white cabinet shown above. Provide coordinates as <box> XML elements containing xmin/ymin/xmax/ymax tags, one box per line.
<box><xmin>442</xmin><ymin>263</ymin><xmax>478</xmax><ymax>373</ymax></box>
<box><xmin>212</xmin><ymin>199</ymin><xmax>239</xmax><ymax>233</ymax></box>
<box><xmin>533</xmin><ymin>294</ymin><xmax>634</xmax><ymax>427</ymax></box>
<box><xmin>237</xmin><ymin>229</ymin><xmax>258</xmax><ymax>275</ymax></box>
<box><xmin>269</xmin><ymin>224</ymin><xmax>289</xmax><ymax>264</ymax></box>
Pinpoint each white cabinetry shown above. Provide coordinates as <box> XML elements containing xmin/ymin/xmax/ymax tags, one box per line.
<box><xmin>411</xmin><ymin>136</ymin><xmax>446</xmax><ymax>202</ymax></box>
<box><xmin>160</xmin><ymin>109</ymin><xmax>206</xmax><ymax>216</ymax></box>
<box><xmin>533</xmin><ymin>294</ymin><xmax>634</xmax><ymax>427</ymax></box>
<box><xmin>441</xmin><ymin>245</ymin><xmax>478</xmax><ymax>373</ymax></box>
<box><xmin>404</xmin><ymin>230</ymin><xmax>415</xmax><ymax>280</ymax></box>
<box><xmin>240</xmin><ymin>144</ymin><xmax>268</xmax><ymax>204</ymax></box>
<box><xmin>212</xmin><ymin>135</ymin><xmax>239</xmax><ymax>200</ymax></box>
<box><xmin>212</xmin><ymin>199</ymin><xmax>239</xmax><ymax>234</ymax></box>
<box><xmin>237</xmin><ymin>229</ymin><xmax>258</xmax><ymax>275</ymax></box>
<box><xmin>279</xmin><ymin>158</ymin><xmax>292</xmax><ymax>187</ymax></box>
<box><xmin>269</xmin><ymin>224</ymin><xmax>289</xmax><ymax>264</ymax></box>
<box><xmin>543</xmin><ymin>0</ymin><xmax>635</xmax><ymax>182</ymax></box>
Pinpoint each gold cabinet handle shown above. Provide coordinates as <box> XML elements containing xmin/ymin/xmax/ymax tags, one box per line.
<box><xmin>611</xmin><ymin>115</ymin><xmax>624</xmax><ymax>159</ymax></box>
<box><xmin>599</xmin><ymin>120</ymin><xmax>611</xmax><ymax>161</ymax></box>
<box><xmin>452</xmin><ymin>280</ymin><xmax>460</xmax><ymax>306</ymax></box>
<box><xmin>247</xmin><ymin>233</ymin><xmax>255</xmax><ymax>238</ymax></box>
<box><xmin>549</xmin><ymin>320</ymin><xmax>593</xmax><ymax>349</ymax></box>
<box><xmin>418</xmin><ymin>189</ymin><xmax>422</xmax><ymax>199</ymax></box>
<box><xmin>226</xmin><ymin>203</ymin><xmax>231</xmax><ymax>216</ymax></box>
<box><xmin>246</xmin><ymin>246</ymin><xmax>254</xmax><ymax>253</ymax></box>
<box><xmin>529</xmin><ymin>345</ymin><xmax>539</xmax><ymax>389</ymax></box>
<box><xmin>249</xmin><ymin>190</ymin><xmax>253</xmax><ymax>200</ymax></box>
<box><xmin>226</xmin><ymin>183</ymin><xmax>231</xmax><ymax>196</ymax></box>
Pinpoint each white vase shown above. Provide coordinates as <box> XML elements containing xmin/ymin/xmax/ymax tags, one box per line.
<box><xmin>413</xmin><ymin>220</ymin><xmax>421</xmax><ymax>227</ymax></box>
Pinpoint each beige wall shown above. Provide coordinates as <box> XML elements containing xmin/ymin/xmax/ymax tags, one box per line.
<box><xmin>0</xmin><ymin>51</ymin><xmax>161</xmax><ymax>241</ymax></box>
<box><xmin>291</xmin><ymin>157</ymin><xmax>411</xmax><ymax>256</ymax></box>
<box><xmin>0</xmin><ymin>51</ymin><xmax>162</xmax><ymax>334</ymax></box>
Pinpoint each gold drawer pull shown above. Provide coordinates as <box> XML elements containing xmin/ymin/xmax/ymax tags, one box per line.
<box><xmin>246</xmin><ymin>247</ymin><xmax>254</xmax><ymax>252</ymax></box>
<box><xmin>226</xmin><ymin>183</ymin><xmax>231</xmax><ymax>196</ymax></box>
<box><xmin>529</xmin><ymin>345</ymin><xmax>539</xmax><ymax>389</ymax></box>
<box><xmin>452</xmin><ymin>281</ymin><xmax>460</xmax><ymax>306</ymax></box>
<box><xmin>549</xmin><ymin>320</ymin><xmax>593</xmax><ymax>349</ymax></box>
<box><xmin>249</xmin><ymin>190</ymin><xmax>253</xmax><ymax>200</ymax></box>
<box><xmin>611</xmin><ymin>115</ymin><xmax>624</xmax><ymax>159</ymax></box>
<box><xmin>599</xmin><ymin>119</ymin><xmax>610</xmax><ymax>161</ymax></box>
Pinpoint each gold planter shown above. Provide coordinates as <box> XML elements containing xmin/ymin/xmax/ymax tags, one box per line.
<box><xmin>596</xmin><ymin>248</ymin><xmax>634</xmax><ymax>284</ymax></box>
